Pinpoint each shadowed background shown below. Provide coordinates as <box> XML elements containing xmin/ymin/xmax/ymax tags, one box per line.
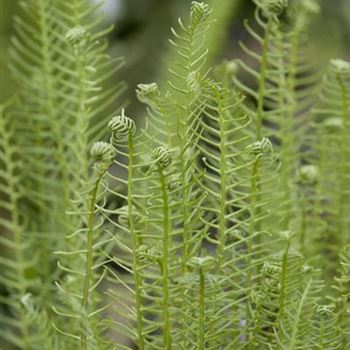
<box><xmin>2</xmin><ymin>0</ymin><xmax>349</xmax><ymax>113</ymax></box>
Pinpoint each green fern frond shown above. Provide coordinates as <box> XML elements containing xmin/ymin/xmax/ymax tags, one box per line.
<box><xmin>306</xmin><ymin>59</ymin><xmax>350</xmax><ymax>281</ymax></box>
<box><xmin>53</xmin><ymin>139</ymin><xmax>116</xmax><ymax>348</ymax></box>
<box><xmin>249</xmin><ymin>236</ymin><xmax>322</xmax><ymax>349</ymax></box>
<box><xmin>5</xmin><ymin>0</ymin><xmax>125</xmax><ymax>348</ymax></box>
<box><xmin>331</xmin><ymin>244</ymin><xmax>350</xmax><ymax>346</ymax></box>
<box><xmin>234</xmin><ymin>0</ymin><xmax>321</xmax><ymax>237</ymax></box>
<box><xmin>0</xmin><ymin>103</ymin><xmax>46</xmax><ymax>349</ymax></box>
<box><xmin>9</xmin><ymin>0</ymin><xmax>125</xmax><ymax>234</ymax></box>
<box><xmin>310</xmin><ymin>304</ymin><xmax>341</xmax><ymax>350</ymax></box>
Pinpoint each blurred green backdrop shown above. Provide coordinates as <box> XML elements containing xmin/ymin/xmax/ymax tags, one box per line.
<box><xmin>1</xmin><ymin>0</ymin><xmax>349</xmax><ymax>114</ymax></box>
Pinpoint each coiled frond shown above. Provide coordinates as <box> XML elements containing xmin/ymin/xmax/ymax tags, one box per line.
<box><xmin>108</xmin><ymin>109</ymin><xmax>136</xmax><ymax>143</ymax></box>
<box><xmin>152</xmin><ymin>146</ymin><xmax>173</xmax><ymax>169</ymax></box>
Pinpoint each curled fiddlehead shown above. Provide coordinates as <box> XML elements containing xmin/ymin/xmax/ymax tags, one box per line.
<box><xmin>152</xmin><ymin>146</ymin><xmax>173</xmax><ymax>169</ymax></box>
<box><xmin>90</xmin><ymin>141</ymin><xmax>116</xmax><ymax>174</ymax></box>
<box><xmin>311</xmin><ymin>303</ymin><xmax>340</xmax><ymax>349</ymax></box>
<box><xmin>65</xmin><ymin>26</ymin><xmax>90</xmax><ymax>49</ymax></box>
<box><xmin>108</xmin><ymin>109</ymin><xmax>136</xmax><ymax>143</ymax></box>
<box><xmin>263</xmin><ymin>0</ymin><xmax>288</xmax><ymax>17</ymax></box>
<box><xmin>136</xmin><ymin>83</ymin><xmax>161</xmax><ymax>104</ymax></box>
<box><xmin>246</xmin><ymin>137</ymin><xmax>273</xmax><ymax>157</ymax></box>
<box><xmin>330</xmin><ymin>59</ymin><xmax>350</xmax><ymax>77</ymax></box>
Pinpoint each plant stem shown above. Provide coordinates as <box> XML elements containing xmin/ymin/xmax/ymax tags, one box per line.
<box><xmin>256</xmin><ymin>17</ymin><xmax>273</xmax><ymax>140</ymax></box>
<box><xmin>218</xmin><ymin>91</ymin><xmax>227</xmax><ymax>267</ymax></box>
<box><xmin>287</xmin><ymin>280</ymin><xmax>312</xmax><ymax>350</ymax></box>
<box><xmin>180</xmin><ymin>141</ymin><xmax>190</xmax><ymax>274</ymax></box>
<box><xmin>128</xmin><ymin>135</ymin><xmax>145</xmax><ymax>350</ymax></box>
<box><xmin>80</xmin><ymin>175</ymin><xmax>102</xmax><ymax>350</ymax></box>
<box><xmin>300</xmin><ymin>195</ymin><xmax>307</xmax><ymax>257</ymax></box>
<box><xmin>199</xmin><ymin>268</ymin><xmax>205</xmax><ymax>350</ymax></box>
<box><xmin>278</xmin><ymin>240</ymin><xmax>291</xmax><ymax>320</ymax></box>
<box><xmin>318</xmin><ymin>318</ymin><xmax>325</xmax><ymax>348</ymax></box>
<box><xmin>248</xmin><ymin>155</ymin><xmax>261</xmax><ymax>254</ymax></box>
<box><xmin>159</xmin><ymin>169</ymin><xmax>172</xmax><ymax>349</ymax></box>
<box><xmin>336</xmin><ymin>75</ymin><xmax>350</xmax><ymax>247</ymax></box>
<box><xmin>246</xmin><ymin>155</ymin><xmax>261</xmax><ymax>349</ymax></box>
<box><xmin>3</xmin><ymin>126</ymin><xmax>31</xmax><ymax>349</ymax></box>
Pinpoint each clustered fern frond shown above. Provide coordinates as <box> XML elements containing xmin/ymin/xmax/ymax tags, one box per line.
<box><xmin>1</xmin><ymin>1</ymin><xmax>349</xmax><ymax>349</ymax></box>
<box><xmin>1</xmin><ymin>0</ymin><xmax>124</xmax><ymax>348</ymax></box>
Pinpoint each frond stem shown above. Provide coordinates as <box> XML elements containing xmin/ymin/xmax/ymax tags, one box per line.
<box><xmin>198</xmin><ymin>267</ymin><xmax>205</xmax><ymax>350</ymax></box>
<box><xmin>159</xmin><ymin>169</ymin><xmax>172</xmax><ymax>349</ymax></box>
<box><xmin>80</xmin><ymin>174</ymin><xmax>103</xmax><ymax>350</ymax></box>
<box><xmin>256</xmin><ymin>16</ymin><xmax>273</xmax><ymax>139</ymax></box>
<box><xmin>336</xmin><ymin>74</ymin><xmax>350</xmax><ymax>247</ymax></box>
<box><xmin>128</xmin><ymin>134</ymin><xmax>145</xmax><ymax>350</ymax></box>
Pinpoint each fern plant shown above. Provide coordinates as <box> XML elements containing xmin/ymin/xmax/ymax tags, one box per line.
<box><xmin>1</xmin><ymin>0</ymin><xmax>124</xmax><ymax>348</ymax></box>
<box><xmin>1</xmin><ymin>0</ymin><xmax>349</xmax><ymax>349</ymax></box>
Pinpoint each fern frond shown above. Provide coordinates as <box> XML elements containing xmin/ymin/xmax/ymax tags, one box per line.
<box><xmin>9</xmin><ymin>0</ymin><xmax>125</xmax><ymax>234</ymax></box>
<box><xmin>330</xmin><ymin>244</ymin><xmax>350</xmax><ymax>346</ymax></box>
<box><xmin>310</xmin><ymin>304</ymin><xmax>341</xmax><ymax>350</ymax></box>
<box><xmin>53</xmin><ymin>139</ymin><xmax>116</xmax><ymax>348</ymax></box>
<box><xmin>234</xmin><ymin>0</ymin><xmax>321</xmax><ymax>237</ymax></box>
<box><xmin>7</xmin><ymin>1</ymin><xmax>125</xmax><ymax>346</ymax></box>
<box><xmin>249</xmin><ymin>236</ymin><xmax>321</xmax><ymax>348</ymax></box>
<box><xmin>306</xmin><ymin>59</ymin><xmax>350</xmax><ymax>281</ymax></box>
<box><xmin>0</xmin><ymin>102</ymin><xmax>47</xmax><ymax>349</ymax></box>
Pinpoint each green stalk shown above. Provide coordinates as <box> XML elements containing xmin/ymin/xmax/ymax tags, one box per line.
<box><xmin>159</xmin><ymin>169</ymin><xmax>172</xmax><ymax>349</ymax></box>
<box><xmin>248</xmin><ymin>155</ymin><xmax>262</xmax><ymax>249</ymax></box>
<box><xmin>283</xmin><ymin>25</ymin><xmax>302</xmax><ymax>232</ymax></box>
<box><xmin>179</xmin><ymin>139</ymin><xmax>190</xmax><ymax>274</ymax></box>
<box><xmin>198</xmin><ymin>268</ymin><xmax>205</xmax><ymax>350</ymax></box>
<box><xmin>299</xmin><ymin>193</ymin><xmax>307</xmax><ymax>257</ymax></box>
<box><xmin>278</xmin><ymin>240</ymin><xmax>291</xmax><ymax>321</ymax></box>
<box><xmin>218</xmin><ymin>96</ymin><xmax>227</xmax><ymax>267</ymax></box>
<box><xmin>38</xmin><ymin>0</ymin><xmax>71</xmax><ymax>219</ymax></box>
<box><xmin>72</xmin><ymin>0</ymin><xmax>89</xmax><ymax>183</ymax></box>
<box><xmin>35</xmin><ymin>0</ymin><xmax>64</xmax><ymax>328</ymax></box>
<box><xmin>256</xmin><ymin>18</ymin><xmax>273</xmax><ymax>140</ymax></box>
<box><xmin>247</xmin><ymin>155</ymin><xmax>261</xmax><ymax>350</ymax></box>
<box><xmin>128</xmin><ymin>135</ymin><xmax>145</xmax><ymax>350</ymax></box>
<box><xmin>80</xmin><ymin>174</ymin><xmax>103</xmax><ymax>350</ymax></box>
<box><xmin>273</xmin><ymin>26</ymin><xmax>293</xmax><ymax>230</ymax></box>
<box><xmin>287</xmin><ymin>280</ymin><xmax>312</xmax><ymax>350</ymax></box>
<box><xmin>2</xmin><ymin>125</ymin><xmax>31</xmax><ymax>349</ymax></box>
<box><xmin>336</xmin><ymin>75</ymin><xmax>350</xmax><ymax>247</ymax></box>
<box><xmin>318</xmin><ymin>318</ymin><xmax>325</xmax><ymax>349</ymax></box>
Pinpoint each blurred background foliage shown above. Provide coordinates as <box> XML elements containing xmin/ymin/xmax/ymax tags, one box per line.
<box><xmin>1</xmin><ymin>0</ymin><xmax>349</xmax><ymax>117</ymax></box>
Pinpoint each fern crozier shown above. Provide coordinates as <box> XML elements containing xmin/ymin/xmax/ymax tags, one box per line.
<box><xmin>152</xmin><ymin>146</ymin><xmax>173</xmax><ymax>169</ymax></box>
<box><xmin>191</xmin><ymin>2</ymin><xmax>212</xmax><ymax>22</ymax></box>
<box><xmin>298</xmin><ymin>165</ymin><xmax>318</xmax><ymax>185</ymax></box>
<box><xmin>66</xmin><ymin>26</ymin><xmax>89</xmax><ymax>48</ymax></box>
<box><xmin>108</xmin><ymin>109</ymin><xmax>136</xmax><ymax>143</ymax></box>
<box><xmin>315</xmin><ymin>304</ymin><xmax>336</xmax><ymax>317</ymax></box>
<box><xmin>136</xmin><ymin>83</ymin><xmax>160</xmax><ymax>103</ymax></box>
<box><xmin>187</xmin><ymin>256</ymin><xmax>216</xmax><ymax>271</ymax></box>
<box><xmin>247</xmin><ymin>137</ymin><xmax>273</xmax><ymax>156</ymax></box>
<box><xmin>330</xmin><ymin>59</ymin><xmax>350</xmax><ymax>77</ymax></box>
<box><xmin>264</xmin><ymin>0</ymin><xmax>288</xmax><ymax>16</ymax></box>
<box><xmin>90</xmin><ymin>141</ymin><xmax>116</xmax><ymax>173</ymax></box>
